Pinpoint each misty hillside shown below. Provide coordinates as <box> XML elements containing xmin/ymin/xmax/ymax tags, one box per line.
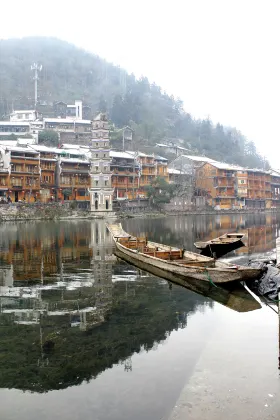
<box><xmin>0</xmin><ymin>37</ymin><xmax>268</xmax><ymax>168</ymax></box>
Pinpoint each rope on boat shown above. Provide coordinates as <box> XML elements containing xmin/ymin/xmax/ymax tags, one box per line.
<box><xmin>204</xmin><ymin>268</ymin><xmax>218</xmax><ymax>288</ymax></box>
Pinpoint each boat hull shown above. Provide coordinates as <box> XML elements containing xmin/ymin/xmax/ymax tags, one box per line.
<box><xmin>114</xmin><ymin>240</ymin><xmax>261</xmax><ymax>283</ymax></box>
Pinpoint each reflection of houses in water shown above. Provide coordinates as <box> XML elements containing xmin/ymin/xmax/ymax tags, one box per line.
<box><xmin>0</xmin><ymin>221</ymin><xmax>115</xmax><ymax>331</ymax></box>
<box><xmin>0</xmin><ymin>223</ymin><xmax>94</xmax><ymax>284</ymax></box>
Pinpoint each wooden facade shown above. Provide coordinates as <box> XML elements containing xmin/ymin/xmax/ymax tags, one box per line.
<box><xmin>57</xmin><ymin>158</ymin><xmax>91</xmax><ymax>201</ymax></box>
<box><xmin>111</xmin><ymin>152</ymin><xmax>139</xmax><ymax>200</ymax></box>
<box><xmin>196</xmin><ymin>162</ymin><xmax>273</xmax><ymax>210</ymax></box>
<box><xmin>9</xmin><ymin>147</ymin><xmax>40</xmax><ymax>203</ymax></box>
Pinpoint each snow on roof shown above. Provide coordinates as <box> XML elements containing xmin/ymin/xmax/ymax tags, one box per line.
<box><xmin>60</xmin><ymin>143</ymin><xmax>80</xmax><ymax>149</ymax></box>
<box><xmin>4</xmin><ymin>146</ymin><xmax>38</xmax><ymax>153</ymax></box>
<box><xmin>154</xmin><ymin>155</ymin><xmax>168</xmax><ymax>161</ymax></box>
<box><xmin>0</xmin><ymin>121</ymin><xmax>30</xmax><ymax>126</ymax></box>
<box><xmin>168</xmin><ymin>168</ymin><xmax>184</xmax><ymax>174</ymax></box>
<box><xmin>209</xmin><ymin>161</ymin><xmax>244</xmax><ymax>171</ymax></box>
<box><xmin>110</xmin><ymin>151</ymin><xmax>134</xmax><ymax>159</ymax></box>
<box><xmin>44</xmin><ymin>118</ymin><xmax>91</xmax><ymax>124</ymax></box>
<box><xmin>60</xmin><ymin>158</ymin><xmax>90</xmax><ymax>164</ymax></box>
<box><xmin>246</xmin><ymin>168</ymin><xmax>269</xmax><ymax>174</ymax></box>
<box><xmin>28</xmin><ymin>145</ymin><xmax>59</xmax><ymax>153</ymax></box>
<box><xmin>270</xmin><ymin>169</ymin><xmax>280</xmax><ymax>177</ymax></box>
<box><xmin>181</xmin><ymin>154</ymin><xmax>217</xmax><ymax>163</ymax></box>
<box><xmin>0</xmin><ymin>141</ymin><xmax>18</xmax><ymax>147</ymax></box>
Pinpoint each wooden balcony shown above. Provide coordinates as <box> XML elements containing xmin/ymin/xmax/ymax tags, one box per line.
<box><xmin>112</xmin><ymin>182</ymin><xmax>138</xmax><ymax>189</ymax></box>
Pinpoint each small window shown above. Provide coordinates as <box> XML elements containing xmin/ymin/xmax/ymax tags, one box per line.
<box><xmin>105</xmin><ymin>180</ymin><xmax>107</xmax><ymax>186</ymax></box>
<box><xmin>96</xmin><ymin>154</ymin><xmax>98</xmax><ymax>158</ymax></box>
<box><xmin>96</xmin><ymin>143</ymin><xmax>98</xmax><ymax>147</ymax></box>
<box><xmin>104</xmin><ymin>154</ymin><xmax>106</xmax><ymax>157</ymax></box>
<box><xmin>95</xmin><ymin>180</ymin><xmax>98</xmax><ymax>186</ymax></box>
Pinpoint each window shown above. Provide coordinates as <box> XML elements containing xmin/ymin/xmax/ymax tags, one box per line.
<box><xmin>78</xmin><ymin>189</ymin><xmax>86</xmax><ymax>196</ymax></box>
<box><xmin>96</xmin><ymin>154</ymin><xmax>98</xmax><ymax>158</ymax></box>
<box><xmin>95</xmin><ymin>180</ymin><xmax>98</xmax><ymax>186</ymax></box>
<box><xmin>61</xmin><ymin>176</ymin><xmax>70</xmax><ymax>184</ymax></box>
<box><xmin>27</xmin><ymin>165</ymin><xmax>35</xmax><ymax>172</ymax></box>
<box><xmin>96</xmin><ymin>143</ymin><xmax>98</xmax><ymax>147</ymax></box>
<box><xmin>104</xmin><ymin>181</ymin><xmax>108</xmax><ymax>186</ymax></box>
<box><xmin>104</xmin><ymin>154</ymin><xmax>106</xmax><ymax>157</ymax></box>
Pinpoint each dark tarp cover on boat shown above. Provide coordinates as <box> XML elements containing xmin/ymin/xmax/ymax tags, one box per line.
<box><xmin>249</xmin><ymin>260</ymin><xmax>280</xmax><ymax>300</ymax></box>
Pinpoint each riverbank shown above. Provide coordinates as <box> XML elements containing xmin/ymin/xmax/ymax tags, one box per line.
<box><xmin>0</xmin><ymin>203</ymin><xmax>279</xmax><ymax>222</ymax></box>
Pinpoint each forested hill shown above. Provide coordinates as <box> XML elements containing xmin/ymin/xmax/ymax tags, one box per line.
<box><xmin>0</xmin><ymin>37</ymin><xmax>268</xmax><ymax>168</ymax></box>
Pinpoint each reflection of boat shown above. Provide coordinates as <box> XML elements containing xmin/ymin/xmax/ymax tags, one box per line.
<box><xmin>194</xmin><ymin>233</ymin><xmax>245</xmax><ymax>257</ymax></box>
<box><xmin>107</xmin><ymin>224</ymin><xmax>263</xmax><ymax>284</ymax></box>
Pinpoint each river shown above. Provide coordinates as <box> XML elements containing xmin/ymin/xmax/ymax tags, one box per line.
<box><xmin>0</xmin><ymin>214</ymin><xmax>279</xmax><ymax>420</ymax></box>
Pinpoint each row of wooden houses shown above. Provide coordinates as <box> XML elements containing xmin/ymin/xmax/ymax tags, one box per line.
<box><xmin>0</xmin><ymin>143</ymin><xmax>168</xmax><ymax>203</ymax></box>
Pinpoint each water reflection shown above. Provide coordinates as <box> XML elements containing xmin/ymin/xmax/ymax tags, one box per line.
<box><xmin>123</xmin><ymin>213</ymin><xmax>280</xmax><ymax>259</ymax></box>
<box><xmin>0</xmin><ymin>220</ymin><xmax>211</xmax><ymax>393</ymax></box>
<box><xmin>0</xmin><ymin>214</ymin><xmax>278</xmax><ymax>395</ymax></box>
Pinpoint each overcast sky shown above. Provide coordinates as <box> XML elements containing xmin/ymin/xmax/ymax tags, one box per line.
<box><xmin>1</xmin><ymin>0</ymin><xmax>279</xmax><ymax>166</ymax></box>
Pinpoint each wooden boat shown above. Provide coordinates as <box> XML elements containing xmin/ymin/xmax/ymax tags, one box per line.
<box><xmin>107</xmin><ymin>224</ymin><xmax>262</xmax><ymax>284</ymax></box>
<box><xmin>194</xmin><ymin>233</ymin><xmax>245</xmax><ymax>257</ymax></box>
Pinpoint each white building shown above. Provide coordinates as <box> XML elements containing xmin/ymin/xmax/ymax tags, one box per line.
<box><xmin>10</xmin><ymin>110</ymin><xmax>38</xmax><ymax>122</ymax></box>
<box><xmin>89</xmin><ymin>114</ymin><xmax>114</xmax><ymax>213</ymax></box>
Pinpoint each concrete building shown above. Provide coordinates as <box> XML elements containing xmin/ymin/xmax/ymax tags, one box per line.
<box><xmin>89</xmin><ymin>114</ymin><xmax>114</xmax><ymax>213</ymax></box>
<box><xmin>10</xmin><ymin>110</ymin><xmax>38</xmax><ymax>122</ymax></box>
<box><xmin>43</xmin><ymin>118</ymin><xmax>91</xmax><ymax>145</ymax></box>
<box><xmin>53</xmin><ymin>100</ymin><xmax>91</xmax><ymax>121</ymax></box>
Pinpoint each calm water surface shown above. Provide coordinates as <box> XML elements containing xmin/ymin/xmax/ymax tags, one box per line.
<box><xmin>0</xmin><ymin>214</ymin><xmax>279</xmax><ymax>420</ymax></box>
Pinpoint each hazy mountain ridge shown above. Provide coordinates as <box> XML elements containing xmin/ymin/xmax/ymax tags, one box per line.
<box><xmin>0</xmin><ymin>37</ymin><xmax>268</xmax><ymax>168</ymax></box>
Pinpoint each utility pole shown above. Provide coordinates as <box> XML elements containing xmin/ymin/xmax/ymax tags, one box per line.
<box><xmin>31</xmin><ymin>63</ymin><xmax>42</xmax><ymax>108</ymax></box>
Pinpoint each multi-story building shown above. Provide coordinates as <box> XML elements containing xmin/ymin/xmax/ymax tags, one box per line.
<box><xmin>246</xmin><ymin>169</ymin><xmax>271</xmax><ymax>209</ymax></box>
<box><xmin>137</xmin><ymin>152</ymin><xmax>156</xmax><ymax>197</ymax></box>
<box><xmin>53</xmin><ymin>100</ymin><xmax>91</xmax><ymax>120</ymax></box>
<box><xmin>196</xmin><ymin>161</ymin><xmax>243</xmax><ymax>209</ymax></box>
<box><xmin>155</xmin><ymin>155</ymin><xmax>168</xmax><ymax>181</ymax></box>
<box><xmin>270</xmin><ymin>170</ymin><xmax>280</xmax><ymax>208</ymax></box>
<box><xmin>111</xmin><ymin>151</ymin><xmax>139</xmax><ymax>199</ymax></box>
<box><xmin>196</xmin><ymin>162</ymin><xmax>272</xmax><ymax>209</ymax></box>
<box><xmin>89</xmin><ymin>114</ymin><xmax>114</xmax><ymax>213</ymax></box>
<box><xmin>0</xmin><ymin>146</ymin><xmax>40</xmax><ymax>203</ymax></box>
<box><xmin>57</xmin><ymin>150</ymin><xmax>91</xmax><ymax>202</ymax></box>
<box><xmin>10</xmin><ymin>110</ymin><xmax>38</xmax><ymax>122</ymax></box>
<box><xmin>0</xmin><ymin>121</ymin><xmax>31</xmax><ymax>137</ymax></box>
<box><xmin>28</xmin><ymin>145</ymin><xmax>60</xmax><ymax>202</ymax></box>
<box><xmin>44</xmin><ymin>118</ymin><xmax>92</xmax><ymax>145</ymax></box>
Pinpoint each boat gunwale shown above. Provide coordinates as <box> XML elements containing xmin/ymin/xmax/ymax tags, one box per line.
<box><xmin>114</xmin><ymin>237</ymin><xmax>256</xmax><ymax>274</ymax></box>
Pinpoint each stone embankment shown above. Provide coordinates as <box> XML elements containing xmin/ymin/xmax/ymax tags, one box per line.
<box><xmin>0</xmin><ymin>203</ymin><xmax>278</xmax><ymax>222</ymax></box>
<box><xmin>0</xmin><ymin>203</ymin><xmax>89</xmax><ymax>222</ymax></box>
